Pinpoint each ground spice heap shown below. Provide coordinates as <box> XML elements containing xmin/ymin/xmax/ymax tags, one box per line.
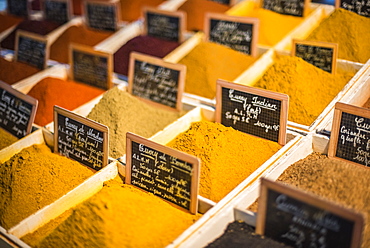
<box><xmin>32</xmin><ymin>176</ymin><xmax>200</xmax><ymax>248</ymax></box>
<box><xmin>0</xmin><ymin>144</ymin><xmax>94</xmax><ymax>229</ymax></box>
<box><xmin>0</xmin><ymin>128</ymin><xmax>18</xmax><ymax>150</ymax></box>
<box><xmin>114</xmin><ymin>35</ymin><xmax>180</xmax><ymax>76</ymax></box>
<box><xmin>307</xmin><ymin>8</ymin><xmax>370</xmax><ymax>63</ymax></box>
<box><xmin>119</xmin><ymin>0</ymin><xmax>164</xmax><ymax>22</ymax></box>
<box><xmin>167</xmin><ymin>121</ymin><xmax>281</xmax><ymax>202</ymax></box>
<box><xmin>206</xmin><ymin>220</ymin><xmax>293</xmax><ymax>248</ymax></box>
<box><xmin>0</xmin><ymin>57</ymin><xmax>40</xmax><ymax>85</ymax></box>
<box><xmin>27</xmin><ymin>77</ymin><xmax>104</xmax><ymax>126</ymax></box>
<box><xmin>49</xmin><ymin>25</ymin><xmax>112</xmax><ymax>64</ymax></box>
<box><xmin>253</xmin><ymin>55</ymin><xmax>355</xmax><ymax>126</ymax></box>
<box><xmin>87</xmin><ymin>87</ymin><xmax>182</xmax><ymax>159</ymax></box>
<box><xmin>0</xmin><ymin>13</ymin><xmax>23</xmax><ymax>33</ymax></box>
<box><xmin>179</xmin><ymin>41</ymin><xmax>257</xmax><ymax>99</ymax></box>
<box><xmin>229</xmin><ymin>2</ymin><xmax>304</xmax><ymax>47</ymax></box>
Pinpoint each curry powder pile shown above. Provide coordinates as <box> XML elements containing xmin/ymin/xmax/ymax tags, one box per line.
<box><xmin>0</xmin><ymin>128</ymin><xmax>18</xmax><ymax>150</ymax></box>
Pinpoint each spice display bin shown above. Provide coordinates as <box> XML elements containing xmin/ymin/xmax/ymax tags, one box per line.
<box><xmin>233</xmin><ymin>49</ymin><xmax>365</xmax><ymax>133</ymax></box>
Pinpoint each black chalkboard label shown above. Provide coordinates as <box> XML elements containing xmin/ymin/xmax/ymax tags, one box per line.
<box><xmin>329</xmin><ymin>102</ymin><xmax>370</xmax><ymax>167</ymax></box>
<box><xmin>43</xmin><ymin>0</ymin><xmax>72</xmax><ymax>24</ymax></box>
<box><xmin>70</xmin><ymin>44</ymin><xmax>113</xmax><ymax>90</ymax></box>
<box><xmin>126</xmin><ymin>132</ymin><xmax>200</xmax><ymax>214</ymax></box>
<box><xmin>0</xmin><ymin>81</ymin><xmax>38</xmax><ymax>139</ymax></box>
<box><xmin>292</xmin><ymin>40</ymin><xmax>338</xmax><ymax>74</ymax></box>
<box><xmin>335</xmin><ymin>0</ymin><xmax>370</xmax><ymax>17</ymax></box>
<box><xmin>143</xmin><ymin>7</ymin><xmax>186</xmax><ymax>42</ymax></box>
<box><xmin>7</xmin><ymin>0</ymin><xmax>29</xmax><ymax>17</ymax></box>
<box><xmin>54</xmin><ymin>106</ymin><xmax>109</xmax><ymax>170</ymax></box>
<box><xmin>207</xmin><ymin>0</ymin><xmax>236</xmax><ymax>5</ymax></box>
<box><xmin>262</xmin><ymin>0</ymin><xmax>308</xmax><ymax>17</ymax></box>
<box><xmin>216</xmin><ymin>80</ymin><xmax>288</xmax><ymax>145</ymax></box>
<box><xmin>84</xmin><ymin>0</ymin><xmax>120</xmax><ymax>32</ymax></box>
<box><xmin>128</xmin><ymin>52</ymin><xmax>186</xmax><ymax>111</ymax></box>
<box><xmin>257</xmin><ymin>178</ymin><xmax>364</xmax><ymax>248</ymax></box>
<box><xmin>15</xmin><ymin>31</ymin><xmax>49</xmax><ymax>70</ymax></box>
<box><xmin>205</xmin><ymin>13</ymin><xmax>259</xmax><ymax>56</ymax></box>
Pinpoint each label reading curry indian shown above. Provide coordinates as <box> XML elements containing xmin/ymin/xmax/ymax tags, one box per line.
<box><xmin>128</xmin><ymin>52</ymin><xmax>186</xmax><ymax>111</ymax></box>
<box><xmin>84</xmin><ymin>0</ymin><xmax>120</xmax><ymax>32</ymax></box>
<box><xmin>126</xmin><ymin>132</ymin><xmax>200</xmax><ymax>214</ymax></box>
<box><xmin>256</xmin><ymin>178</ymin><xmax>364</xmax><ymax>248</ymax></box>
<box><xmin>262</xmin><ymin>0</ymin><xmax>309</xmax><ymax>17</ymax></box>
<box><xmin>70</xmin><ymin>44</ymin><xmax>113</xmax><ymax>90</ymax></box>
<box><xmin>216</xmin><ymin>79</ymin><xmax>288</xmax><ymax>145</ymax></box>
<box><xmin>0</xmin><ymin>81</ymin><xmax>38</xmax><ymax>139</ymax></box>
<box><xmin>205</xmin><ymin>13</ymin><xmax>259</xmax><ymax>56</ymax></box>
<box><xmin>54</xmin><ymin>106</ymin><xmax>109</xmax><ymax>170</ymax></box>
<box><xmin>329</xmin><ymin>102</ymin><xmax>370</xmax><ymax>167</ymax></box>
<box><xmin>43</xmin><ymin>0</ymin><xmax>72</xmax><ymax>24</ymax></box>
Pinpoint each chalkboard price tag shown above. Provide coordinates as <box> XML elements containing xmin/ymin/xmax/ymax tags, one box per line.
<box><xmin>128</xmin><ymin>52</ymin><xmax>186</xmax><ymax>112</ymax></box>
<box><xmin>84</xmin><ymin>0</ymin><xmax>121</xmax><ymax>32</ymax></box>
<box><xmin>69</xmin><ymin>43</ymin><xmax>113</xmax><ymax>90</ymax></box>
<box><xmin>15</xmin><ymin>30</ymin><xmax>49</xmax><ymax>70</ymax></box>
<box><xmin>256</xmin><ymin>178</ymin><xmax>364</xmax><ymax>248</ymax></box>
<box><xmin>292</xmin><ymin>39</ymin><xmax>338</xmax><ymax>74</ymax></box>
<box><xmin>328</xmin><ymin>102</ymin><xmax>370</xmax><ymax>167</ymax></box>
<box><xmin>54</xmin><ymin>106</ymin><xmax>109</xmax><ymax>170</ymax></box>
<box><xmin>335</xmin><ymin>0</ymin><xmax>370</xmax><ymax>17</ymax></box>
<box><xmin>43</xmin><ymin>0</ymin><xmax>72</xmax><ymax>24</ymax></box>
<box><xmin>204</xmin><ymin>13</ymin><xmax>259</xmax><ymax>57</ymax></box>
<box><xmin>126</xmin><ymin>132</ymin><xmax>200</xmax><ymax>214</ymax></box>
<box><xmin>7</xmin><ymin>0</ymin><xmax>30</xmax><ymax>17</ymax></box>
<box><xmin>0</xmin><ymin>81</ymin><xmax>38</xmax><ymax>139</ymax></box>
<box><xmin>216</xmin><ymin>79</ymin><xmax>288</xmax><ymax>145</ymax></box>
<box><xmin>206</xmin><ymin>0</ymin><xmax>237</xmax><ymax>5</ymax></box>
<box><xmin>143</xmin><ymin>7</ymin><xmax>186</xmax><ymax>43</ymax></box>
<box><xmin>262</xmin><ymin>0</ymin><xmax>309</xmax><ymax>17</ymax></box>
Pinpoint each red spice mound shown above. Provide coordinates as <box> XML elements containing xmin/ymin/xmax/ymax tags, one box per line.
<box><xmin>0</xmin><ymin>57</ymin><xmax>41</xmax><ymax>85</ymax></box>
<box><xmin>0</xmin><ymin>13</ymin><xmax>23</xmax><ymax>33</ymax></box>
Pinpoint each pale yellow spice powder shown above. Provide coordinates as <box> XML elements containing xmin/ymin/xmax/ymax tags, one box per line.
<box><xmin>167</xmin><ymin>121</ymin><xmax>282</xmax><ymax>202</ymax></box>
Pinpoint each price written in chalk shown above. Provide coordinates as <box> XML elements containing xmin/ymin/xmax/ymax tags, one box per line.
<box><xmin>54</xmin><ymin>106</ymin><xmax>109</xmax><ymax>170</ymax></box>
<box><xmin>144</xmin><ymin>7</ymin><xmax>186</xmax><ymax>42</ymax></box>
<box><xmin>128</xmin><ymin>52</ymin><xmax>186</xmax><ymax>111</ymax></box>
<box><xmin>0</xmin><ymin>81</ymin><xmax>38</xmax><ymax>139</ymax></box>
<box><xmin>84</xmin><ymin>0</ymin><xmax>120</xmax><ymax>32</ymax></box>
<box><xmin>205</xmin><ymin>13</ymin><xmax>259</xmax><ymax>56</ymax></box>
<box><xmin>262</xmin><ymin>0</ymin><xmax>308</xmax><ymax>17</ymax></box>
<box><xmin>43</xmin><ymin>0</ymin><xmax>72</xmax><ymax>24</ymax></box>
<box><xmin>216</xmin><ymin>80</ymin><xmax>288</xmax><ymax>145</ymax></box>
<box><xmin>7</xmin><ymin>0</ymin><xmax>29</xmax><ymax>17</ymax></box>
<box><xmin>256</xmin><ymin>178</ymin><xmax>364</xmax><ymax>248</ymax></box>
<box><xmin>329</xmin><ymin>102</ymin><xmax>370</xmax><ymax>167</ymax></box>
<box><xmin>292</xmin><ymin>40</ymin><xmax>338</xmax><ymax>74</ymax></box>
<box><xmin>126</xmin><ymin>133</ymin><xmax>200</xmax><ymax>214</ymax></box>
<box><xmin>336</xmin><ymin>0</ymin><xmax>370</xmax><ymax>17</ymax></box>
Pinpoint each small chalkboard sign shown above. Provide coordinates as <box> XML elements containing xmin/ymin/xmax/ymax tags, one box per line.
<box><xmin>262</xmin><ymin>0</ymin><xmax>309</xmax><ymax>17</ymax></box>
<box><xmin>204</xmin><ymin>13</ymin><xmax>259</xmax><ymax>56</ymax></box>
<box><xmin>216</xmin><ymin>79</ymin><xmax>288</xmax><ymax>145</ymax></box>
<box><xmin>207</xmin><ymin>0</ymin><xmax>237</xmax><ymax>5</ymax></box>
<box><xmin>126</xmin><ymin>132</ymin><xmax>200</xmax><ymax>214</ymax></box>
<box><xmin>54</xmin><ymin>106</ymin><xmax>109</xmax><ymax>170</ymax></box>
<box><xmin>84</xmin><ymin>0</ymin><xmax>121</xmax><ymax>32</ymax></box>
<box><xmin>43</xmin><ymin>0</ymin><xmax>72</xmax><ymax>24</ymax></box>
<box><xmin>69</xmin><ymin>43</ymin><xmax>113</xmax><ymax>90</ymax></box>
<box><xmin>7</xmin><ymin>0</ymin><xmax>30</xmax><ymax>17</ymax></box>
<box><xmin>0</xmin><ymin>81</ymin><xmax>38</xmax><ymax>139</ymax></box>
<box><xmin>335</xmin><ymin>0</ymin><xmax>370</xmax><ymax>17</ymax></box>
<box><xmin>14</xmin><ymin>30</ymin><xmax>49</xmax><ymax>70</ymax></box>
<box><xmin>128</xmin><ymin>52</ymin><xmax>186</xmax><ymax>112</ymax></box>
<box><xmin>256</xmin><ymin>178</ymin><xmax>364</xmax><ymax>248</ymax></box>
<box><xmin>143</xmin><ymin>7</ymin><xmax>186</xmax><ymax>43</ymax></box>
<box><xmin>292</xmin><ymin>40</ymin><xmax>338</xmax><ymax>74</ymax></box>
<box><xmin>328</xmin><ymin>102</ymin><xmax>370</xmax><ymax>168</ymax></box>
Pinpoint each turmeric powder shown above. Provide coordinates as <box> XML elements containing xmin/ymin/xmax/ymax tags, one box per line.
<box><xmin>0</xmin><ymin>144</ymin><xmax>94</xmax><ymax>229</ymax></box>
<box><xmin>179</xmin><ymin>41</ymin><xmax>257</xmax><ymax>99</ymax></box>
<box><xmin>0</xmin><ymin>128</ymin><xmax>18</xmax><ymax>150</ymax></box>
<box><xmin>253</xmin><ymin>55</ymin><xmax>355</xmax><ymax>126</ymax></box>
<box><xmin>167</xmin><ymin>121</ymin><xmax>282</xmax><ymax>202</ymax></box>
<box><xmin>33</xmin><ymin>176</ymin><xmax>200</xmax><ymax>248</ymax></box>
<box><xmin>307</xmin><ymin>8</ymin><xmax>370</xmax><ymax>63</ymax></box>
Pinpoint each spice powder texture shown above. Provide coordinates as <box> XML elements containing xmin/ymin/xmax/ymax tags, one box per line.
<box><xmin>0</xmin><ymin>57</ymin><xmax>41</xmax><ymax>85</ymax></box>
<box><xmin>179</xmin><ymin>41</ymin><xmax>257</xmax><ymax>99</ymax></box>
<box><xmin>87</xmin><ymin>87</ymin><xmax>182</xmax><ymax>159</ymax></box>
<box><xmin>34</xmin><ymin>176</ymin><xmax>200</xmax><ymax>248</ymax></box>
<box><xmin>307</xmin><ymin>8</ymin><xmax>370</xmax><ymax>63</ymax></box>
<box><xmin>0</xmin><ymin>128</ymin><xmax>18</xmax><ymax>150</ymax></box>
<box><xmin>253</xmin><ymin>55</ymin><xmax>355</xmax><ymax>126</ymax></box>
<box><xmin>167</xmin><ymin>121</ymin><xmax>281</xmax><ymax>202</ymax></box>
<box><xmin>0</xmin><ymin>144</ymin><xmax>94</xmax><ymax>229</ymax></box>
